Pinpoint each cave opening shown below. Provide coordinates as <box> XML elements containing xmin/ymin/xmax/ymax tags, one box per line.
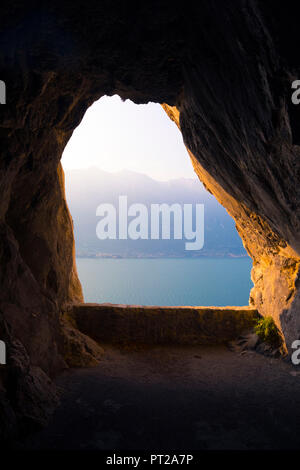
<box><xmin>61</xmin><ymin>95</ymin><xmax>253</xmax><ymax>307</ymax></box>
<box><xmin>4</xmin><ymin>2</ymin><xmax>300</xmax><ymax>447</ymax></box>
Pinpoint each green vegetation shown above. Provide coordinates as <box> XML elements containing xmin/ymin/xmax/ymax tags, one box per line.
<box><xmin>254</xmin><ymin>316</ymin><xmax>283</xmax><ymax>348</ymax></box>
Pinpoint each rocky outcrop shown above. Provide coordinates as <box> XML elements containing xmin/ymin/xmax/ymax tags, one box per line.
<box><xmin>1</xmin><ymin>0</ymin><xmax>300</xmax><ymax>440</ymax></box>
<box><xmin>162</xmin><ymin>105</ymin><xmax>300</xmax><ymax>353</ymax></box>
<box><xmin>59</xmin><ymin>311</ymin><xmax>104</xmax><ymax>367</ymax></box>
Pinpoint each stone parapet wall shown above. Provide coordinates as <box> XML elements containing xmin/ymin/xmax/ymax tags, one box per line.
<box><xmin>72</xmin><ymin>303</ymin><xmax>259</xmax><ymax>346</ymax></box>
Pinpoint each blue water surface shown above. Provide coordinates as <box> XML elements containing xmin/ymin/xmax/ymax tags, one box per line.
<box><xmin>76</xmin><ymin>257</ymin><xmax>253</xmax><ymax>306</ymax></box>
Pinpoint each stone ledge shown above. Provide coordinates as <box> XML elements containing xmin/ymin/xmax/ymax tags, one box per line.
<box><xmin>71</xmin><ymin>303</ymin><xmax>260</xmax><ymax>346</ymax></box>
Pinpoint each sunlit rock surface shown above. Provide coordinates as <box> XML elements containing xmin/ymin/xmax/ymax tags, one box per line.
<box><xmin>1</xmin><ymin>0</ymin><xmax>300</xmax><ymax>440</ymax></box>
<box><xmin>162</xmin><ymin>105</ymin><xmax>300</xmax><ymax>352</ymax></box>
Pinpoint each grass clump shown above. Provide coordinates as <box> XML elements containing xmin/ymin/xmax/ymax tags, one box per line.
<box><xmin>254</xmin><ymin>316</ymin><xmax>283</xmax><ymax>348</ymax></box>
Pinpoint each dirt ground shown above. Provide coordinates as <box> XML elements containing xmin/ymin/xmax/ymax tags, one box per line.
<box><xmin>14</xmin><ymin>344</ymin><xmax>300</xmax><ymax>450</ymax></box>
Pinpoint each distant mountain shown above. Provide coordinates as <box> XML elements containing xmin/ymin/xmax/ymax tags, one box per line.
<box><xmin>64</xmin><ymin>168</ymin><xmax>247</xmax><ymax>258</ymax></box>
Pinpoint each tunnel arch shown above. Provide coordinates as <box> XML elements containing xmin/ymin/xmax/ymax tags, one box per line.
<box><xmin>60</xmin><ymin>95</ymin><xmax>252</xmax><ymax>307</ymax></box>
<box><xmin>1</xmin><ymin>0</ymin><xmax>300</xmax><ymax>439</ymax></box>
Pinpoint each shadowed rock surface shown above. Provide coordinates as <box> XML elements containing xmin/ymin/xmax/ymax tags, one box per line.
<box><xmin>13</xmin><ymin>345</ymin><xmax>300</xmax><ymax>451</ymax></box>
<box><xmin>1</xmin><ymin>0</ymin><xmax>300</xmax><ymax>442</ymax></box>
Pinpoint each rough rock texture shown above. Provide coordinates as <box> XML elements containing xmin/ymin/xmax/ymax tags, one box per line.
<box><xmin>1</xmin><ymin>0</ymin><xmax>300</xmax><ymax>439</ymax></box>
<box><xmin>59</xmin><ymin>310</ymin><xmax>104</xmax><ymax>367</ymax></box>
<box><xmin>162</xmin><ymin>104</ymin><xmax>299</xmax><ymax>352</ymax></box>
<box><xmin>72</xmin><ymin>303</ymin><xmax>259</xmax><ymax>346</ymax></box>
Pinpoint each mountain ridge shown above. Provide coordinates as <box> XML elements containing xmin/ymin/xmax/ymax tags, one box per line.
<box><xmin>64</xmin><ymin>168</ymin><xmax>247</xmax><ymax>258</ymax></box>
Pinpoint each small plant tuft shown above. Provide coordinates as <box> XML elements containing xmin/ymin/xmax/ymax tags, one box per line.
<box><xmin>254</xmin><ymin>316</ymin><xmax>283</xmax><ymax>348</ymax></box>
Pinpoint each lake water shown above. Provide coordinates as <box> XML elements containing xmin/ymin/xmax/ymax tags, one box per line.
<box><xmin>76</xmin><ymin>257</ymin><xmax>253</xmax><ymax>306</ymax></box>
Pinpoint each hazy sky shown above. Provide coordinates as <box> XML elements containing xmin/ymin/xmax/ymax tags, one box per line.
<box><xmin>61</xmin><ymin>95</ymin><xmax>197</xmax><ymax>181</ymax></box>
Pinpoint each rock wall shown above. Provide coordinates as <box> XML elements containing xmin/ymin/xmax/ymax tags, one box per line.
<box><xmin>72</xmin><ymin>303</ymin><xmax>259</xmax><ymax>346</ymax></box>
<box><xmin>1</xmin><ymin>0</ymin><xmax>300</xmax><ymax>439</ymax></box>
<box><xmin>162</xmin><ymin>105</ymin><xmax>300</xmax><ymax>352</ymax></box>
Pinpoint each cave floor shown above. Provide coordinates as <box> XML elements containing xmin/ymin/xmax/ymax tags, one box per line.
<box><xmin>15</xmin><ymin>344</ymin><xmax>300</xmax><ymax>450</ymax></box>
